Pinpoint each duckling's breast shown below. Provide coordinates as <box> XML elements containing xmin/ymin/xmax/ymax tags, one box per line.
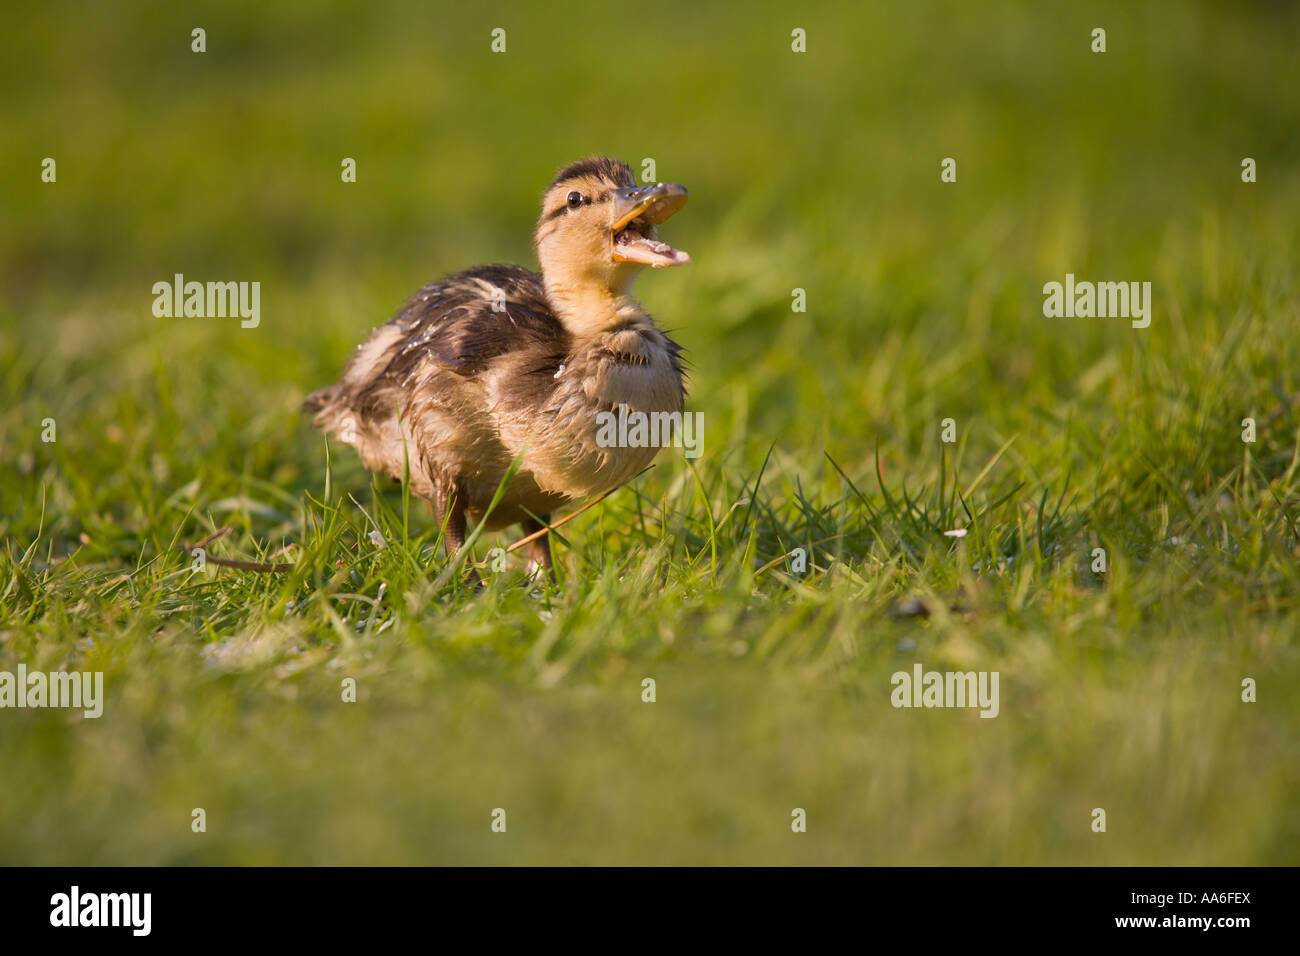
<box><xmin>490</xmin><ymin>321</ymin><xmax>686</xmax><ymax>500</ymax></box>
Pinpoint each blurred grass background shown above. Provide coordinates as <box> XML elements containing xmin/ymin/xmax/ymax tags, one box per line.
<box><xmin>1</xmin><ymin>0</ymin><xmax>1298</xmax><ymax>863</ymax></box>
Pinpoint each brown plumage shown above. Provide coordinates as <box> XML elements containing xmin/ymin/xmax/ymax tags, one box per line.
<box><xmin>304</xmin><ymin>157</ymin><xmax>691</xmax><ymax>579</ymax></box>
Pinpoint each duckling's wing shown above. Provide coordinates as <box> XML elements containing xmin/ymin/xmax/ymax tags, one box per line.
<box><xmin>384</xmin><ymin>265</ymin><xmax>565</xmax><ymax>383</ymax></box>
<box><xmin>307</xmin><ymin>264</ymin><xmax>564</xmax><ymax>430</ymax></box>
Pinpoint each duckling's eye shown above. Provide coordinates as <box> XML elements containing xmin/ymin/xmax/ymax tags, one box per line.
<box><xmin>567</xmin><ymin>191</ymin><xmax>585</xmax><ymax>208</ymax></box>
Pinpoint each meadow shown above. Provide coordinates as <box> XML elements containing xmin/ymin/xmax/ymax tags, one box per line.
<box><xmin>1</xmin><ymin>0</ymin><xmax>1297</xmax><ymax>864</ymax></box>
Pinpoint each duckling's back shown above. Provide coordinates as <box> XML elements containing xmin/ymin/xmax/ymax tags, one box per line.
<box><xmin>304</xmin><ymin>265</ymin><xmax>568</xmax><ymax>504</ymax></box>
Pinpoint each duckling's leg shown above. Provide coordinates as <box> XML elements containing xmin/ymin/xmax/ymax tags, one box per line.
<box><xmin>431</xmin><ymin>486</ymin><xmax>482</xmax><ymax>586</ymax></box>
<box><xmin>521</xmin><ymin>515</ymin><xmax>554</xmax><ymax>581</ymax></box>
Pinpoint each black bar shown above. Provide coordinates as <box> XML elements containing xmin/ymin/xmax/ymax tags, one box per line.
<box><xmin>1</xmin><ymin>866</ymin><xmax>1282</xmax><ymax>942</ymax></box>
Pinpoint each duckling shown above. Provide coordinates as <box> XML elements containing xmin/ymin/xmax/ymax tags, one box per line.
<box><xmin>304</xmin><ymin>157</ymin><xmax>691</xmax><ymax>577</ymax></box>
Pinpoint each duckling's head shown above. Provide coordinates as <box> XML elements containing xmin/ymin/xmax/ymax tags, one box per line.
<box><xmin>535</xmin><ymin>157</ymin><xmax>689</xmax><ymax>324</ymax></box>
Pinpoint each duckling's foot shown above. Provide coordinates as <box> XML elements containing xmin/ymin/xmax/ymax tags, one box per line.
<box><xmin>522</xmin><ymin>515</ymin><xmax>556</xmax><ymax>584</ymax></box>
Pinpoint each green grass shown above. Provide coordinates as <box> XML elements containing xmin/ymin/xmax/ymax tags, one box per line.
<box><xmin>2</xmin><ymin>0</ymin><xmax>1299</xmax><ymax>864</ymax></box>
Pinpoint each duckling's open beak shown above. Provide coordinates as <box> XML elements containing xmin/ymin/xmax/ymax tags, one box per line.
<box><xmin>610</xmin><ymin>183</ymin><xmax>690</xmax><ymax>268</ymax></box>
